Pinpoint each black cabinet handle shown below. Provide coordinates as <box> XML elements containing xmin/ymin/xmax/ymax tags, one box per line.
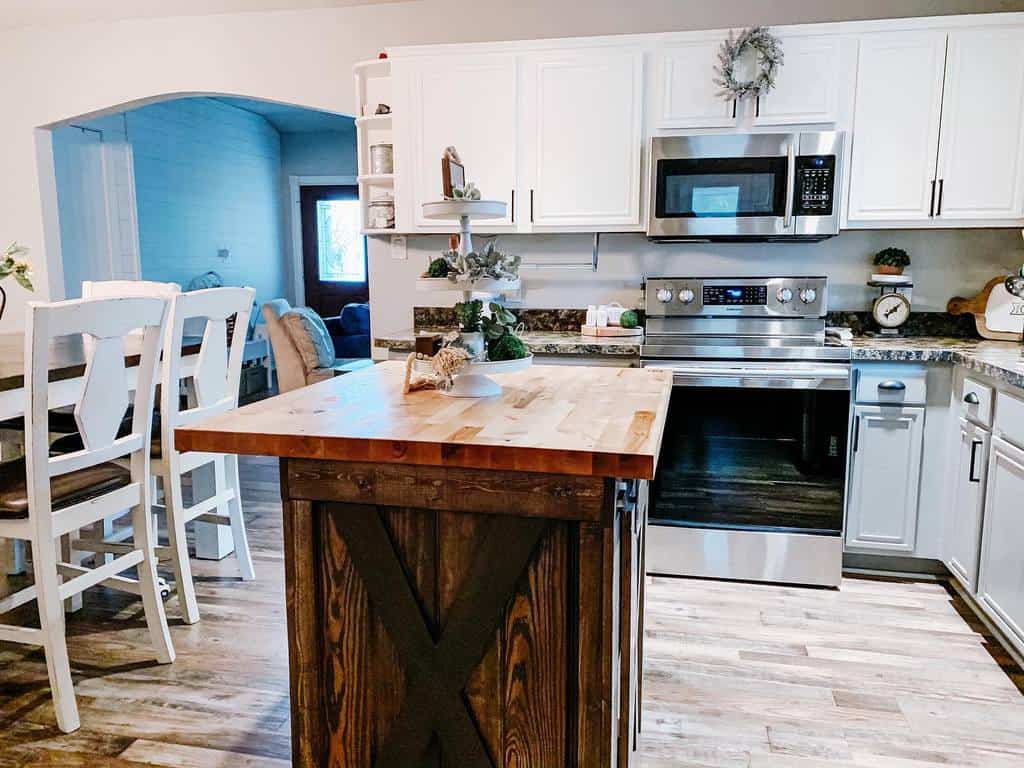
<box><xmin>878</xmin><ymin>380</ymin><xmax>906</xmax><ymax>392</ymax></box>
<box><xmin>964</xmin><ymin>391</ymin><xmax>981</xmax><ymax>405</ymax></box>
<box><xmin>937</xmin><ymin>179</ymin><xmax>944</xmax><ymax>216</ymax></box>
<box><xmin>530</xmin><ymin>189</ymin><xmax>534</xmax><ymax>223</ymax></box>
<box><xmin>929</xmin><ymin>180</ymin><xmax>937</xmax><ymax>217</ymax></box>
<box><xmin>732</xmin><ymin>99</ymin><xmax>737</xmax><ymax>119</ymax></box>
<box><xmin>853</xmin><ymin>415</ymin><xmax>861</xmax><ymax>453</ymax></box>
<box><xmin>755</xmin><ymin>96</ymin><xmax>760</xmax><ymax>118</ymax></box>
<box><xmin>511</xmin><ymin>189</ymin><xmax>515</xmax><ymax>224</ymax></box>
<box><xmin>969</xmin><ymin>439</ymin><xmax>982</xmax><ymax>483</ymax></box>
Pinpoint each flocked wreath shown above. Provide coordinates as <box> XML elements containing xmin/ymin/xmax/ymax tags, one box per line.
<box><xmin>714</xmin><ymin>26</ymin><xmax>784</xmax><ymax>101</ymax></box>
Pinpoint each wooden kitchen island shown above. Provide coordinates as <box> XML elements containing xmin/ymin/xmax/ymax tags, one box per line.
<box><xmin>175</xmin><ymin>361</ymin><xmax>672</xmax><ymax>768</ymax></box>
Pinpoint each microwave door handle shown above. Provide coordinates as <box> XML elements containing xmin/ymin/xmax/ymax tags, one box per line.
<box><xmin>783</xmin><ymin>140</ymin><xmax>796</xmax><ymax>230</ymax></box>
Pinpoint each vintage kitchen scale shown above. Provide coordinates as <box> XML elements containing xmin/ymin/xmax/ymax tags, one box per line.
<box><xmin>868</xmin><ymin>275</ymin><xmax>913</xmax><ymax>335</ymax></box>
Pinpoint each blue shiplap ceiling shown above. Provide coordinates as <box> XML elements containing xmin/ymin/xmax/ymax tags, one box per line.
<box><xmin>214</xmin><ymin>97</ymin><xmax>354</xmax><ymax>133</ymax></box>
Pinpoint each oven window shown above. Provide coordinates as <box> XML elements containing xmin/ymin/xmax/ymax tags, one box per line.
<box><xmin>651</xmin><ymin>387</ymin><xmax>848</xmax><ymax>535</ymax></box>
<box><xmin>656</xmin><ymin>157</ymin><xmax>788</xmax><ymax>219</ymax></box>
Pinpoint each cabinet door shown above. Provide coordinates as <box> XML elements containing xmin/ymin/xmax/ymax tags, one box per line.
<box><xmin>406</xmin><ymin>54</ymin><xmax>518</xmax><ymax>228</ymax></box>
<box><xmin>656</xmin><ymin>40</ymin><xmax>735</xmax><ymax>129</ymax></box>
<box><xmin>934</xmin><ymin>28</ymin><xmax>1024</xmax><ymax>221</ymax></box>
<box><xmin>977</xmin><ymin>436</ymin><xmax>1024</xmax><ymax>648</ymax></box>
<box><xmin>947</xmin><ymin>418</ymin><xmax>990</xmax><ymax>592</ymax></box>
<box><xmin>522</xmin><ymin>48</ymin><xmax>644</xmax><ymax>228</ymax></box>
<box><xmin>846</xmin><ymin>31</ymin><xmax>947</xmax><ymax>222</ymax></box>
<box><xmin>753</xmin><ymin>36</ymin><xmax>841</xmax><ymax>126</ymax></box>
<box><xmin>845</xmin><ymin>405</ymin><xmax>925</xmax><ymax>553</ymax></box>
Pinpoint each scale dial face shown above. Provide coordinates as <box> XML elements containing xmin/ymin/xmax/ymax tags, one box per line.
<box><xmin>873</xmin><ymin>292</ymin><xmax>912</xmax><ymax>329</ymax></box>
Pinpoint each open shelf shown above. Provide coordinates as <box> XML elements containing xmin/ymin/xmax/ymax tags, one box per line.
<box><xmin>358</xmin><ymin>174</ymin><xmax>395</xmax><ymax>184</ymax></box>
<box><xmin>356</xmin><ymin>114</ymin><xmax>393</xmax><ymax>127</ymax></box>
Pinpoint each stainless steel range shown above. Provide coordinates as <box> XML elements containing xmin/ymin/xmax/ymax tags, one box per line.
<box><xmin>641</xmin><ymin>276</ymin><xmax>852</xmax><ymax>588</ymax></box>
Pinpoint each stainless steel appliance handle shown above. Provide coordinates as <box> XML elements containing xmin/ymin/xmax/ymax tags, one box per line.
<box><xmin>642</xmin><ymin>361</ymin><xmax>850</xmax><ymax>381</ymax></box>
<box><xmin>783</xmin><ymin>140</ymin><xmax>796</xmax><ymax>229</ymax></box>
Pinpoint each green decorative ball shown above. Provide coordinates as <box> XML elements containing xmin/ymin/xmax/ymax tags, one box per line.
<box><xmin>619</xmin><ymin>309</ymin><xmax>639</xmax><ymax>329</ymax></box>
<box><xmin>488</xmin><ymin>333</ymin><xmax>529</xmax><ymax>361</ymax></box>
<box><xmin>426</xmin><ymin>258</ymin><xmax>450</xmax><ymax>278</ymax></box>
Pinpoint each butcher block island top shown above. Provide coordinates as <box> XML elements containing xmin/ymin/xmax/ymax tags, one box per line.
<box><xmin>175</xmin><ymin>360</ymin><xmax>672</xmax><ymax>479</ymax></box>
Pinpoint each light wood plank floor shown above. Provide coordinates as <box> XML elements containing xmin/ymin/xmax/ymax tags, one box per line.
<box><xmin>0</xmin><ymin>456</ymin><xmax>1021</xmax><ymax>766</ymax></box>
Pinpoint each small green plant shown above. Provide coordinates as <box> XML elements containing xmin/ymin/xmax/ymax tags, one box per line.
<box><xmin>481</xmin><ymin>302</ymin><xmax>517</xmax><ymax>342</ymax></box>
<box><xmin>454</xmin><ymin>299</ymin><xmax>483</xmax><ymax>333</ymax></box>
<box><xmin>488</xmin><ymin>333</ymin><xmax>528</xmax><ymax>361</ymax></box>
<box><xmin>619</xmin><ymin>309</ymin><xmax>639</xmax><ymax>329</ymax></box>
<box><xmin>480</xmin><ymin>302</ymin><xmax>528</xmax><ymax>360</ymax></box>
<box><xmin>426</xmin><ymin>257</ymin><xmax>451</xmax><ymax>278</ymax></box>
<box><xmin>873</xmin><ymin>247</ymin><xmax>910</xmax><ymax>269</ymax></box>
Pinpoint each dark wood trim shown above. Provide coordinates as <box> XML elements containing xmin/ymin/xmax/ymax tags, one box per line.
<box><xmin>286</xmin><ymin>459</ymin><xmax>608</xmax><ymax>520</ymax></box>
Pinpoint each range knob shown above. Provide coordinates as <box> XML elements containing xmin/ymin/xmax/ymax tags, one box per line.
<box><xmin>656</xmin><ymin>288</ymin><xmax>674</xmax><ymax>303</ymax></box>
<box><xmin>776</xmin><ymin>287</ymin><xmax>794</xmax><ymax>304</ymax></box>
<box><xmin>678</xmin><ymin>288</ymin><xmax>695</xmax><ymax>304</ymax></box>
<box><xmin>799</xmin><ymin>287</ymin><xmax>818</xmax><ymax>304</ymax></box>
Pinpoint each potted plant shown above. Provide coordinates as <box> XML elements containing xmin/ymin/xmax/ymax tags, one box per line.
<box><xmin>0</xmin><ymin>242</ymin><xmax>33</xmax><ymax>324</ymax></box>
<box><xmin>453</xmin><ymin>298</ymin><xmax>485</xmax><ymax>360</ymax></box>
<box><xmin>482</xmin><ymin>302</ymin><xmax>528</xmax><ymax>361</ymax></box>
<box><xmin>873</xmin><ymin>247</ymin><xmax>910</xmax><ymax>276</ymax></box>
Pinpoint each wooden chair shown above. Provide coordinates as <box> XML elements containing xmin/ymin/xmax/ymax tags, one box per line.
<box><xmin>155</xmin><ymin>287</ymin><xmax>255</xmax><ymax>624</ymax></box>
<box><xmin>0</xmin><ymin>296</ymin><xmax>175</xmax><ymax>733</ymax></box>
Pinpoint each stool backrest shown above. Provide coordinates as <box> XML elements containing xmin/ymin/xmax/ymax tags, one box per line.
<box><xmin>160</xmin><ymin>287</ymin><xmax>255</xmax><ymax>444</ymax></box>
<box><xmin>24</xmin><ymin>296</ymin><xmax>167</xmax><ymax>522</ymax></box>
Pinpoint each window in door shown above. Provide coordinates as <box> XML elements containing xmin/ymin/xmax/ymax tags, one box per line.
<box><xmin>300</xmin><ymin>185</ymin><xmax>367</xmax><ymax>317</ymax></box>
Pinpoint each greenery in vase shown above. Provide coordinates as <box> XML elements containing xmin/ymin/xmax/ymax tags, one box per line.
<box><xmin>442</xmin><ymin>241</ymin><xmax>521</xmax><ymax>283</ymax></box>
<box><xmin>454</xmin><ymin>299</ymin><xmax>483</xmax><ymax>333</ymax></box>
<box><xmin>481</xmin><ymin>302</ymin><xmax>528</xmax><ymax>360</ymax></box>
<box><xmin>872</xmin><ymin>247</ymin><xmax>910</xmax><ymax>269</ymax></box>
<box><xmin>0</xmin><ymin>242</ymin><xmax>33</xmax><ymax>321</ymax></box>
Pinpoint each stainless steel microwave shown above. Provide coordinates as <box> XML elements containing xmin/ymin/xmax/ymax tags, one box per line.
<box><xmin>647</xmin><ymin>131</ymin><xmax>844</xmax><ymax>242</ymax></box>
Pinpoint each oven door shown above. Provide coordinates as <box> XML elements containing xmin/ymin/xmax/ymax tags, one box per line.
<box><xmin>642</xmin><ymin>360</ymin><xmax>850</xmax><ymax>537</ymax></box>
<box><xmin>648</xmin><ymin>134</ymin><xmax>796</xmax><ymax>239</ymax></box>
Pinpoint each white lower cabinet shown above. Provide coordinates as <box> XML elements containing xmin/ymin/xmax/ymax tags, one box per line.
<box><xmin>946</xmin><ymin>418</ymin><xmax>990</xmax><ymax>592</ymax></box>
<box><xmin>976</xmin><ymin>435</ymin><xmax>1024</xmax><ymax>648</ymax></box>
<box><xmin>845</xmin><ymin>404</ymin><xmax>925</xmax><ymax>553</ymax></box>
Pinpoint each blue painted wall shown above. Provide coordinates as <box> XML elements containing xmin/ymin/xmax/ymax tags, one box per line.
<box><xmin>128</xmin><ymin>98</ymin><xmax>285</xmax><ymax>303</ymax></box>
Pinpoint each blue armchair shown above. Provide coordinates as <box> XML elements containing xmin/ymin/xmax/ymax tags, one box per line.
<box><xmin>324</xmin><ymin>303</ymin><xmax>370</xmax><ymax>359</ymax></box>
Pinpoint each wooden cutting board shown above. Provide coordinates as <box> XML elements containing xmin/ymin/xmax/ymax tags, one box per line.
<box><xmin>581</xmin><ymin>325</ymin><xmax>643</xmax><ymax>337</ymax></box>
<box><xmin>948</xmin><ymin>276</ymin><xmax>1024</xmax><ymax>341</ymax></box>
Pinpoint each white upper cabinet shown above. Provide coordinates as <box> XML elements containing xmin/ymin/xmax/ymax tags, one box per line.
<box><xmin>521</xmin><ymin>48</ymin><xmax>645</xmax><ymax>228</ymax></box>
<box><xmin>934</xmin><ymin>28</ymin><xmax>1024</xmax><ymax>221</ymax></box>
<box><xmin>753</xmin><ymin>35</ymin><xmax>842</xmax><ymax>126</ymax></box>
<box><xmin>846</xmin><ymin>31</ymin><xmax>947</xmax><ymax>223</ymax></box>
<box><xmin>404</xmin><ymin>54</ymin><xmax>519</xmax><ymax>228</ymax></box>
<box><xmin>656</xmin><ymin>40</ymin><xmax>736</xmax><ymax>129</ymax></box>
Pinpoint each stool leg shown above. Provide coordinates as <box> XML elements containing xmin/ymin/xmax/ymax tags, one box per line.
<box><xmin>33</xmin><ymin>534</ymin><xmax>80</xmax><ymax>733</ymax></box>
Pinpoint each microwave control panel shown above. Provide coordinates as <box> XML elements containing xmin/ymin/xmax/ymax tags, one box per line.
<box><xmin>793</xmin><ymin>155</ymin><xmax>836</xmax><ymax>217</ymax></box>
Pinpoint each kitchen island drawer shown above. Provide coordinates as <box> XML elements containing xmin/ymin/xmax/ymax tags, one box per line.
<box><xmin>855</xmin><ymin>365</ymin><xmax>927</xmax><ymax>405</ymax></box>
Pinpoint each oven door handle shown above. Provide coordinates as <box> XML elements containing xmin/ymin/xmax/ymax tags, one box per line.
<box><xmin>642</xmin><ymin>362</ymin><xmax>851</xmax><ymax>386</ymax></box>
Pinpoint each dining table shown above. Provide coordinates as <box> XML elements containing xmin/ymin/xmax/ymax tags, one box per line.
<box><xmin>0</xmin><ymin>331</ymin><xmax>236</xmax><ymax>597</ymax></box>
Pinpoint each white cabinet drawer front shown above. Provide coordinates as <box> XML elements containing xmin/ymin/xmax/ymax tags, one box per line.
<box><xmin>753</xmin><ymin>35</ymin><xmax>841</xmax><ymax>126</ymax></box>
<box><xmin>995</xmin><ymin>389</ymin><xmax>1024</xmax><ymax>448</ymax></box>
<box><xmin>658</xmin><ymin>41</ymin><xmax>735</xmax><ymax>128</ymax></box>
<box><xmin>845</xmin><ymin>405</ymin><xmax>925</xmax><ymax>553</ymax></box>
<box><xmin>978</xmin><ymin>436</ymin><xmax>1024</xmax><ymax>648</ymax></box>
<box><xmin>960</xmin><ymin>376</ymin><xmax>994</xmax><ymax>427</ymax></box>
<box><xmin>947</xmin><ymin>418</ymin><xmax>990</xmax><ymax>592</ymax></box>
<box><xmin>526</xmin><ymin>49</ymin><xmax>644</xmax><ymax>227</ymax></box>
<box><xmin>934</xmin><ymin>28</ymin><xmax>1024</xmax><ymax>221</ymax></box>
<box><xmin>855</xmin><ymin>366</ymin><xmax>927</xmax><ymax>405</ymax></box>
<box><xmin>846</xmin><ymin>31</ymin><xmax>946</xmax><ymax>222</ymax></box>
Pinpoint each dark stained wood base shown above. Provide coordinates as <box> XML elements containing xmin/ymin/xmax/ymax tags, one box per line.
<box><xmin>279</xmin><ymin>459</ymin><xmax>646</xmax><ymax>768</ymax></box>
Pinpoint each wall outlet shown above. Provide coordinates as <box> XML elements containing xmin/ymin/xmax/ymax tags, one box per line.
<box><xmin>390</xmin><ymin>234</ymin><xmax>407</xmax><ymax>260</ymax></box>
<box><xmin>217</xmin><ymin>248</ymin><xmax>230</xmax><ymax>259</ymax></box>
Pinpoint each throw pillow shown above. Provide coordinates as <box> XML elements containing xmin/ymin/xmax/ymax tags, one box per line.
<box><xmin>280</xmin><ymin>308</ymin><xmax>335</xmax><ymax>372</ymax></box>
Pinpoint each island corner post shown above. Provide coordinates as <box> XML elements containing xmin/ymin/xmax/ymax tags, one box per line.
<box><xmin>278</xmin><ymin>458</ymin><xmax>648</xmax><ymax>768</ymax></box>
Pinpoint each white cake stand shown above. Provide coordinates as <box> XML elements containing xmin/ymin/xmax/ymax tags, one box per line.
<box><xmin>415</xmin><ymin>354</ymin><xmax>533</xmax><ymax>398</ymax></box>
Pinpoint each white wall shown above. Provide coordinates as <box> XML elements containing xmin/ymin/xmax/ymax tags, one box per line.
<box><xmin>2</xmin><ymin>0</ymin><xmax>1022</xmax><ymax>328</ymax></box>
<box><xmin>368</xmin><ymin>228</ymin><xmax>1024</xmax><ymax>336</ymax></box>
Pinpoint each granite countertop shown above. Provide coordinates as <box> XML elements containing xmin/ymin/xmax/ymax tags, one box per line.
<box><xmin>374</xmin><ymin>329</ymin><xmax>643</xmax><ymax>356</ymax></box>
<box><xmin>374</xmin><ymin>330</ymin><xmax>1024</xmax><ymax>390</ymax></box>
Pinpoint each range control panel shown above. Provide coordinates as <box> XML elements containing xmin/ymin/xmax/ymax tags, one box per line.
<box><xmin>793</xmin><ymin>155</ymin><xmax>836</xmax><ymax>216</ymax></box>
<box><xmin>645</xmin><ymin>277</ymin><xmax>828</xmax><ymax>318</ymax></box>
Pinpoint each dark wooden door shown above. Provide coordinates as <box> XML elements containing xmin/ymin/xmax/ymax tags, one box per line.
<box><xmin>300</xmin><ymin>185</ymin><xmax>367</xmax><ymax>317</ymax></box>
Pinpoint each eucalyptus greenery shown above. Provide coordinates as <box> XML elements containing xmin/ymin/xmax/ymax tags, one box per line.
<box><xmin>1</xmin><ymin>242</ymin><xmax>33</xmax><ymax>291</ymax></box>
<box><xmin>443</xmin><ymin>241</ymin><xmax>521</xmax><ymax>283</ymax></box>
<box><xmin>714</xmin><ymin>26</ymin><xmax>784</xmax><ymax>101</ymax></box>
